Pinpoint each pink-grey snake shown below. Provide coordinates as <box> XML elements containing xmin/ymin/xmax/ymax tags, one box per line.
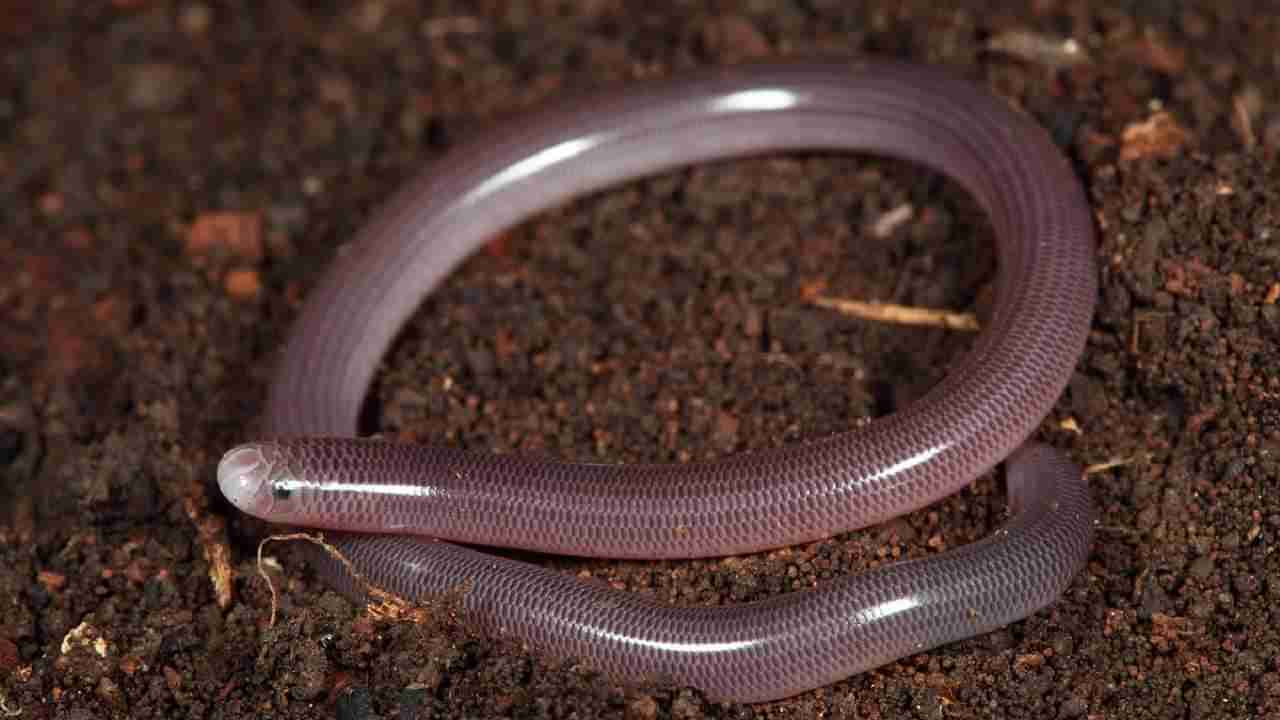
<box><xmin>217</xmin><ymin>60</ymin><xmax>1097</xmax><ymax>703</ymax></box>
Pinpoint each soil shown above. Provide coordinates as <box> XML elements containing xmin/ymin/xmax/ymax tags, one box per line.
<box><xmin>2</xmin><ymin>1</ymin><xmax>1278</xmax><ymax>718</ymax></box>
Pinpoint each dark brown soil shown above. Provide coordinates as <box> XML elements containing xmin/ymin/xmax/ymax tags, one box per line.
<box><xmin>3</xmin><ymin>2</ymin><xmax>1278</xmax><ymax>718</ymax></box>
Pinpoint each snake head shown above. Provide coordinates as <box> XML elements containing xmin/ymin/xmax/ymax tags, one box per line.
<box><xmin>217</xmin><ymin>442</ymin><xmax>280</xmax><ymax>518</ymax></box>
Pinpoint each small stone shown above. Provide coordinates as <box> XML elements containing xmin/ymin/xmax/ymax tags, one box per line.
<box><xmin>224</xmin><ymin>269</ymin><xmax>262</xmax><ymax>300</ymax></box>
<box><xmin>37</xmin><ymin>571</ymin><xmax>66</xmax><ymax>593</ymax></box>
<box><xmin>38</xmin><ymin>191</ymin><xmax>64</xmax><ymax>216</ymax></box>
<box><xmin>1014</xmin><ymin>652</ymin><xmax>1047</xmax><ymax>678</ymax></box>
<box><xmin>186</xmin><ymin>212</ymin><xmax>264</xmax><ymax>264</ymax></box>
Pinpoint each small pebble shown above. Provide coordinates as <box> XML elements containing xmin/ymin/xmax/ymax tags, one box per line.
<box><xmin>224</xmin><ymin>269</ymin><xmax>262</xmax><ymax>300</ymax></box>
<box><xmin>186</xmin><ymin>212</ymin><xmax>264</xmax><ymax>264</ymax></box>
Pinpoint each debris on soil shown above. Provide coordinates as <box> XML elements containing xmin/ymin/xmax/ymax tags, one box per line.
<box><xmin>986</xmin><ymin>29</ymin><xmax>1091</xmax><ymax>70</ymax></box>
<box><xmin>1119</xmin><ymin>112</ymin><xmax>1194</xmax><ymax>162</ymax></box>
<box><xmin>810</xmin><ymin>295</ymin><xmax>980</xmax><ymax>331</ymax></box>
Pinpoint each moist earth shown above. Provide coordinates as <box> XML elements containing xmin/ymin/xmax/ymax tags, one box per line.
<box><xmin>1</xmin><ymin>2</ymin><xmax>1278</xmax><ymax>719</ymax></box>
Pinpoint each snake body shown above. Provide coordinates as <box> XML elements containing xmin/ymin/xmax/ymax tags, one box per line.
<box><xmin>218</xmin><ymin>61</ymin><xmax>1097</xmax><ymax>703</ymax></box>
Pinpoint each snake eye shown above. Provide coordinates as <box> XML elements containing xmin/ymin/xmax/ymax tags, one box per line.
<box><xmin>271</xmin><ymin>480</ymin><xmax>292</xmax><ymax>500</ymax></box>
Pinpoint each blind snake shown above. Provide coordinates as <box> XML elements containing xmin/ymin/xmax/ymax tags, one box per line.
<box><xmin>217</xmin><ymin>60</ymin><xmax>1097</xmax><ymax>703</ymax></box>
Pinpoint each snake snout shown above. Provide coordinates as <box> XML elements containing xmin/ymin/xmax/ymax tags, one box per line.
<box><xmin>217</xmin><ymin>443</ymin><xmax>276</xmax><ymax>517</ymax></box>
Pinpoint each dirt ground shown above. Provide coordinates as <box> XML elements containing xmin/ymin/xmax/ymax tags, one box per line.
<box><xmin>2</xmin><ymin>1</ymin><xmax>1278</xmax><ymax>718</ymax></box>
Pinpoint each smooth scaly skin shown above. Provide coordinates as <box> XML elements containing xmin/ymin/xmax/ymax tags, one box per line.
<box><xmin>218</xmin><ymin>60</ymin><xmax>1097</xmax><ymax>702</ymax></box>
<box><xmin>303</xmin><ymin>446</ymin><xmax>1091</xmax><ymax>704</ymax></box>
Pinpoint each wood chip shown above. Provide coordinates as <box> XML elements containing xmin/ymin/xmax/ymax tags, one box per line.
<box><xmin>184</xmin><ymin>497</ymin><xmax>234</xmax><ymax>610</ymax></box>
<box><xmin>810</xmin><ymin>296</ymin><xmax>979</xmax><ymax>331</ymax></box>
<box><xmin>987</xmin><ymin>30</ymin><xmax>1090</xmax><ymax>69</ymax></box>
<box><xmin>1085</xmin><ymin>456</ymin><xmax>1142</xmax><ymax>475</ymax></box>
<box><xmin>1231</xmin><ymin>91</ymin><xmax>1259</xmax><ymax>151</ymax></box>
<box><xmin>186</xmin><ymin>211</ymin><xmax>264</xmax><ymax>265</ymax></box>
<box><xmin>1120</xmin><ymin>112</ymin><xmax>1192</xmax><ymax>162</ymax></box>
<box><xmin>870</xmin><ymin>203</ymin><xmax>914</xmax><ymax>239</ymax></box>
